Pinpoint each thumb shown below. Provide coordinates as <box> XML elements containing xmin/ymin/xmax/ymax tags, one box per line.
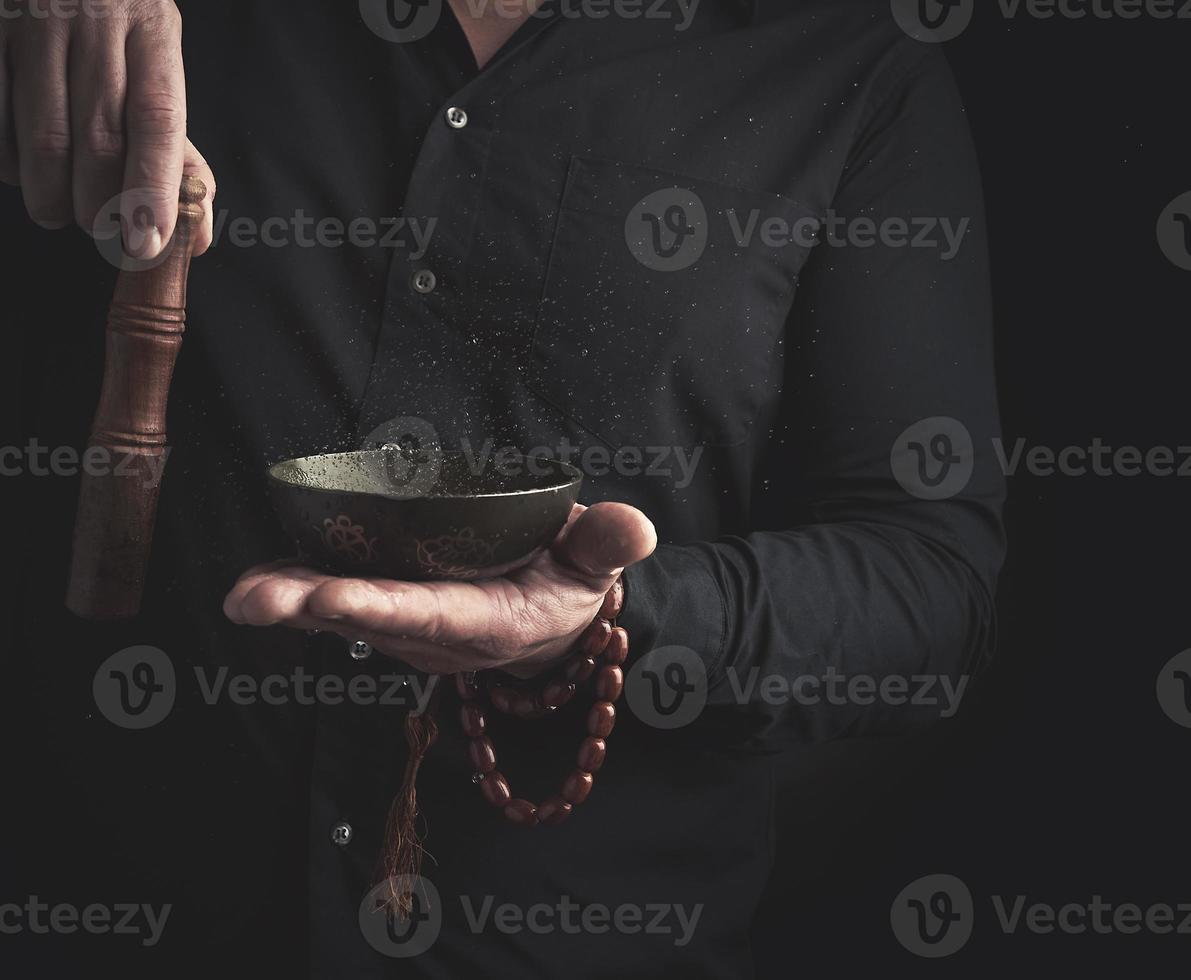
<box><xmin>554</xmin><ymin>502</ymin><xmax>657</xmax><ymax>580</ymax></box>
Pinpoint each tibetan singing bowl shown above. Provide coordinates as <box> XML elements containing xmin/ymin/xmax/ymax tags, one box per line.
<box><xmin>267</xmin><ymin>449</ymin><xmax>583</xmax><ymax>580</ymax></box>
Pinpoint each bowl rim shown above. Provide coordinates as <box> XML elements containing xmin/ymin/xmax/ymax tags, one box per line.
<box><xmin>266</xmin><ymin>449</ymin><xmax>584</xmax><ymax>501</ymax></box>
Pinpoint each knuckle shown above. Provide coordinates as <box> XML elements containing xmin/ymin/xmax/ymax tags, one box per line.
<box><xmin>127</xmin><ymin>97</ymin><xmax>186</xmax><ymax>137</ymax></box>
<box><xmin>26</xmin><ymin>127</ymin><xmax>71</xmax><ymax>158</ymax></box>
<box><xmin>80</xmin><ymin>122</ymin><xmax>124</xmax><ymax>162</ymax></box>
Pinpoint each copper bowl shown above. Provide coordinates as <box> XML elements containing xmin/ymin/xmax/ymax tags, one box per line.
<box><xmin>267</xmin><ymin>449</ymin><xmax>583</xmax><ymax>581</ymax></box>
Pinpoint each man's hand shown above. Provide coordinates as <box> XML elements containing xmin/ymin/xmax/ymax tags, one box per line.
<box><xmin>0</xmin><ymin>0</ymin><xmax>214</xmax><ymax>255</ymax></box>
<box><xmin>223</xmin><ymin>503</ymin><xmax>658</xmax><ymax>678</ymax></box>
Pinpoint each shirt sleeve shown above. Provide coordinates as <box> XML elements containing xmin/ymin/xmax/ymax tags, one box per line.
<box><xmin>619</xmin><ymin>47</ymin><xmax>1006</xmax><ymax>750</ymax></box>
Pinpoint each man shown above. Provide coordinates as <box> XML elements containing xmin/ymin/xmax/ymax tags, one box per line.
<box><xmin>3</xmin><ymin>0</ymin><xmax>1004</xmax><ymax>975</ymax></box>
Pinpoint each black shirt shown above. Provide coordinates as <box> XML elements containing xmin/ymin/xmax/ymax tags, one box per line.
<box><xmin>6</xmin><ymin>1</ymin><xmax>1004</xmax><ymax>975</ymax></box>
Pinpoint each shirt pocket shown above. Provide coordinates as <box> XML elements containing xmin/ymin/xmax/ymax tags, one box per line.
<box><xmin>525</xmin><ymin>155</ymin><xmax>821</xmax><ymax>449</ymax></box>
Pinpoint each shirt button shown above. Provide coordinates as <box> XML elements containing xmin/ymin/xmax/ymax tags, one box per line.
<box><xmin>349</xmin><ymin>640</ymin><xmax>372</xmax><ymax>660</ymax></box>
<box><xmin>410</xmin><ymin>269</ymin><xmax>437</xmax><ymax>294</ymax></box>
<box><xmin>330</xmin><ymin>822</ymin><xmax>353</xmax><ymax>846</ymax></box>
<box><xmin>445</xmin><ymin>106</ymin><xmax>468</xmax><ymax>129</ymax></box>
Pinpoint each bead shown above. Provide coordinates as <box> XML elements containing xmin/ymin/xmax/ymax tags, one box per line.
<box><xmin>536</xmin><ymin>796</ymin><xmax>574</xmax><ymax>825</ymax></box>
<box><xmin>489</xmin><ymin>686</ymin><xmax>515</xmax><ymax>714</ymax></box>
<box><xmin>468</xmin><ymin>736</ymin><xmax>496</xmax><ymax>773</ymax></box>
<box><xmin>479</xmin><ymin>770</ymin><xmax>511</xmax><ymax>807</ymax></box>
<box><xmin>599</xmin><ymin>578</ymin><xmax>624</xmax><ymax>619</ymax></box>
<box><xmin>587</xmin><ymin>701</ymin><xmax>615</xmax><ymax>738</ymax></box>
<box><xmin>580</xmin><ymin>619</ymin><xmax>612</xmax><ymax>659</ymax></box>
<box><xmin>577</xmin><ymin>737</ymin><xmax>606</xmax><ymax>773</ymax></box>
<box><xmin>510</xmin><ymin>692</ymin><xmax>541</xmax><ymax>718</ymax></box>
<box><xmin>603</xmin><ymin>627</ymin><xmax>629</xmax><ymax>666</ymax></box>
<box><xmin>460</xmin><ymin>702</ymin><xmax>486</xmax><ymax>737</ymax></box>
<box><xmin>561</xmin><ymin>769</ymin><xmax>593</xmax><ymax>805</ymax></box>
<box><xmin>565</xmin><ymin>656</ymin><xmax>597</xmax><ymax>684</ymax></box>
<box><xmin>541</xmin><ymin>680</ymin><xmax>576</xmax><ymax>710</ymax></box>
<box><xmin>595</xmin><ymin>664</ymin><xmax>623</xmax><ymax>702</ymax></box>
<box><xmin>503</xmin><ymin>799</ymin><xmax>538</xmax><ymax>825</ymax></box>
<box><xmin>455</xmin><ymin>672</ymin><xmax>479</xmax><ymax>701</ymax></box>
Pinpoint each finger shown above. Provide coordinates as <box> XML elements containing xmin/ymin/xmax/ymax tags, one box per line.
<box><xmin>226</xmin><ymin>569</ymin><xmax>496</xmax><ymax>671</ymax></box>
<box><xmin>12</xmin><ymin>17</ymin><xmax>73</xmax><ymax>227</ymax></box>
<box><xmin>235</xmin><ymin>576</ymin><xmax>326</xmax><ymax>628</ymax></box>
<box><xmin>182</xmin><ymin>138</ymin><xmax>215</xmax><ymax>254</ymax></box>
<box><xmin>70</xmin><ymin>23</ymin><xmax>126</xmax><ymax>230</ymax></box>
<box><xmin>222</xmin><ymin>562</ymin><xmax>330</xmax><ymax>623</ymax></box>
<box><xmin>122</xmin><ymin>7</ymin><xmax>185</xmax><ymax>259</ymax></box>
<box><xmin>0</xmin><ymin>31</ymin><xmax>17</xmax><ymax>184</ymax></box>
<box><xmin>303</xmin><ymin>577</ymin><xmax>493</xmax><ymax>645</ymax></box>
<box><xmin>228</xmin><ymin>572</ymin><xmax>490</xmax><ymax>668</ymax></box>
<box><xmin>553</xmin><ymin>501</ymin><xmax>657</xmax><ymax>580</ymax></box>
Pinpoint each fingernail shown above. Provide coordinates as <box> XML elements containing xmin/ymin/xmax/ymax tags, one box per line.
<box><xmin>138</xmin><ymin>226</ymin><xmax>165</xmax><ymax>259</ymax></box>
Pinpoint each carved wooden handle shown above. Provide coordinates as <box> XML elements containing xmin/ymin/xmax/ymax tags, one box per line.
<box><xmin>66</xmin><ymin>176</ymin><xmax>207</xmax><ymax>620</ymax></box>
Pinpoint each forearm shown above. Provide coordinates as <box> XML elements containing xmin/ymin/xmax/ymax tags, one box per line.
<box><xmin>622</xmin><ymin>512</ymin><xmax>1001</xmax><ymax>749</ymax></box>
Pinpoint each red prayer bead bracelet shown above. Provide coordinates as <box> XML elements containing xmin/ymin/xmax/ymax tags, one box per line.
<box><xmin>453</xmin><ymin>576</ymin><xmax>627</xmax><ymax>826</ymax></box>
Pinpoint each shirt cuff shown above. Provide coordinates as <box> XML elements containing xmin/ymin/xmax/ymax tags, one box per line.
<box><xmin>619</xmin><ymin>544</ymin><xmax>728</xmax><ymax>678</ymax></box>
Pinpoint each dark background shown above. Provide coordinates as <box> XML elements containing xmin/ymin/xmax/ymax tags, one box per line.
<box><xmin>756</xmin><ymin>11</ymin><xmax>1190</xmax><ymax>975</ymax></box>
<box><xmin>3</xmin><ymin>8</ymin><xmax>1187</xmax><ymax>977</ymax></box>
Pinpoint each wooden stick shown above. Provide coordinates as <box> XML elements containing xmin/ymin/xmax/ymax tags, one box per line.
<box><xmin>66</xmin><ymin>176</ymin><xmax>207</xmax><ymax>620</ymax></box>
